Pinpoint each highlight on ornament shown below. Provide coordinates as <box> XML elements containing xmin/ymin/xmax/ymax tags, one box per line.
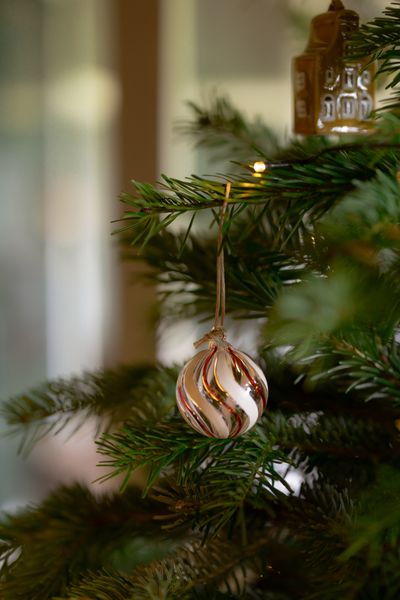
<box><xmin>176</xmin><ymin>329</ymin><xmax>269</xmax><ymax>439</ymax></box>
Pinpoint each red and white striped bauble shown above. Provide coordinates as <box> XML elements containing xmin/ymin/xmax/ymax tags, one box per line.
<box><xmin>176</xmin><ymin>337</ymin><xmax>268</xmax><ymax>438</ymax></box>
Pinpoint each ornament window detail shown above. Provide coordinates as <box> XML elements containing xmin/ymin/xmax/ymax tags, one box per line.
<box><xmin>343</xmin><ymin>67</ymin><xmax>356</xmax><ymax>90</ymax></box>
<box><xmin>295</xmin><ymin>72</ymin><xmax>306</xmax><ymax>92</ymax></box>
<box><xmin>296</xmin><ymin>99</ymin><xmax>308</xmax><ymax>119</ymax></box>
<box><xmin>340</xmin><ymin>95</ymin><xmax>356</xmax><ymax>119</ymax></box>
<box><xmin>359</xmin><ymin>94</ymin><xmax>373</xmax><ymax>120</ymax></box>
<box><xmin>325</xmin><ymin>67</ymin><xmax>336</xmax><ymax>87</ymax></box>
<box><xmin>360</xmin><ymin>70</ymin><xmax>371</xmax><ymax>89</ymax></box>
<box><xmin>321</xmin><ymin>95</ymin><xmax>336</xmax><ymax>122</ymax></box>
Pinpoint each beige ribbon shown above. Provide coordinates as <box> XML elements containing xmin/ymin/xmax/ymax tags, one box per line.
<box><xmin>194</xmin><ymin>183</ymin><xmax>231</xmax><ymax>348</ymax></box>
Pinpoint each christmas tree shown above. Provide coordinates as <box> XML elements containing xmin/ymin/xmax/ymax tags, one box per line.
<box><xmin>2</xmin><ymin>3</ymin><xmax>400</xmax><ymax>599</ymax></box>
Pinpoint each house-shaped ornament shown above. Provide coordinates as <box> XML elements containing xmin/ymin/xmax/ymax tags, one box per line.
<box><xmin>293</xmin><ymin>0</ymin><xmax>375</xmax><ymax>135</ymax></box>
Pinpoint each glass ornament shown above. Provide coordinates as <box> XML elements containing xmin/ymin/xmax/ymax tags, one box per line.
<box><xmin>293</xmin><ymin>0</ymin><xmax>375</xmax><ymax>135</ymax></box>
<box><xmin>176</xmin><ymin>331</ymin><xmax>268</xmax><ymax>439</ymax></box>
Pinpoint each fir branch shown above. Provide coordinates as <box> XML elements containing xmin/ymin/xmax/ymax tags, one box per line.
<box><xmin>137</xmin><ymin>228</ymin><xmax>310</xmax><ymax>320</ymax></box>
<box><xmin>178</xmin><ymin>96</ymin><xmax>392</xmax><ymax>164</ymax></box>
<box><xmin>177</xmin><ymin>96</ymin><xmax>280</xmax><ymax>162</ymax></box>
<box><xmin>1</xmin><ymin>365</ymin><xmax>177</xmax><ymax>454</ymax></box>
<box><xmin>284</xmin><ymin>484</ymin><xmax>359</xmax><ymax>600</ymax></box>
<box><xmin>117</xmin><ymin>176</ymin><xmax>230</xmax><ymax>247</ymax></box>
<box><xmin>66</xmin><ymin>504</ymin><xmax>350</xmax><ymax>600</ymax></box>
<box><xmin>64</xmin><ymin>536</ymin><xmax>270</xmax><ymax>600</ymax></box>
<box><xmin>98</xmin><ymin>416</ymin><xmax>291</xmax><ymax>533</ymax></box>
<box><xmin>55</xmin><ymin>569</ymin><xmax>140</xmax><ymax>600</ymax></box>
<box><xmin>97</xmin><ymin>406</ymin><xmax>399</xmax><ymax>537</ymax></box>
<box><xmin>340</xmin><ymin>466</ymin><xmax>400</xmax><ymax>566</ymax></box>
<box><xmin>267</xmin><ymin>410</ymin><xmax>400</xmax><ymax>464</ymax></box>
<box><xmin>308</xmin><ymin>333</ymin><xmax>400</xmax><ymax>406</ymax></box>
<box><xmin>312</xmin><ymin>467</ymin><xmax>400</xmax><ymax>599</ymax></box>
<box><xmin>119</xmin><ymin>141</ymin><xmax>400</xmax><ymax>248</ymax></box>
<box><xmin>1</xmin><ymin>482</ymin><xmax>301</xmax><ymax>599</ymax></box>
<box><xmin>321</xmin><ymin>168</ymin><xmax>400</xmax><ymax>249</ymax></box>
<box><xmin>127</xmin><ymin>166</ymin><xmax>400</xmax><ymax>323</ymax></box>
<box><xmin>0</xmin><ymin>485</ymin><xmax>171</xmax><ymax>600</ymax></box>
<box><xmin>266</xmin><ymin>261</ymin><xmax>400</xmax><ymax>360</ymax></box>
<box><xmin>350</xmin><ymin>2</ymin><xmax>400</xmax><ymax>110</ymax></box>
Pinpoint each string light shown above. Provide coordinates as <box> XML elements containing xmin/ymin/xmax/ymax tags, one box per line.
<box><xmin>253</xmin><ymin>161</ymin><xmax>267</xmax><ymax>173</ymax></box>
<box><xmin>252</xmin><ymin>161</ymin><xmax>267</xmax><ymax>178</ymax></box>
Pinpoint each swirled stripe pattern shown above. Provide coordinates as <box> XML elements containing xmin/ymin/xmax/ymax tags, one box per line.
<box><xmin>176</xmin><ymin>343</ymin><xmax>268</xmax><ymax>438</ymax></box>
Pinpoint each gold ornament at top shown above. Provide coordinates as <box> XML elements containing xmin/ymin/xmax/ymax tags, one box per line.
<box><xmin>293</xmin><ymin>0</ymin><xmax>375</xmax><ymax>135</ymax></box>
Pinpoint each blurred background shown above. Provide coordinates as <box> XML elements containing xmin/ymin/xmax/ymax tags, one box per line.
<box><xmin>0</xmin><ymin>0</ymin><xmax>386</xmax><ymax>507</ymax></box>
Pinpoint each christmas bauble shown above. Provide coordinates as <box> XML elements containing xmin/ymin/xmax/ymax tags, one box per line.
<box><xmin>176</xmin><ymin>336</ymin><xmax>268</xmax><ymax>438</ymax></box>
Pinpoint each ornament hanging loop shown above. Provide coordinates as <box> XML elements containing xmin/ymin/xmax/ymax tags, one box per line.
<box><xmin>194</xmin><ymin>182</ymin><xmax>231</xmax><ymax>349</ymax></box>
<box><xmin>214</xmin><ymin>182</ymin><xmax>230</xmax><ymax>330</ymax></box>
<box><xmin>329</xmin><ymin>0</ymin><xmax>344</xmax><ymax>10</ymax></box>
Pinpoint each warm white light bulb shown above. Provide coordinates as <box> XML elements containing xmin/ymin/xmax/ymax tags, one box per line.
<box><xmin>253</xmin><ymin>161</ymin><xmax>266</xmax><ymax>173</ymax></box>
